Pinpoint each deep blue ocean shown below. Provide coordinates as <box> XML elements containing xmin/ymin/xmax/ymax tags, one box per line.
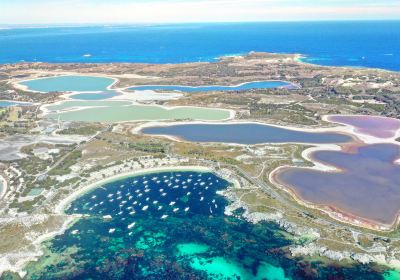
<box><xmin>0</xmin><ymin>21</ymin><xmax>399</xmax><ymax>71</ymax></box>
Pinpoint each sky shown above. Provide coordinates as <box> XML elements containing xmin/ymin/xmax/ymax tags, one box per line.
<box><xmin>0</xmin><ymin>0</ymin><xmax>399</xmax><ymax>25</ymax></box>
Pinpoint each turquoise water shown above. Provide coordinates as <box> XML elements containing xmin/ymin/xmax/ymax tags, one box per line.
<box><xmin>27</xmin><ymin>188</ymin><xmax>44</xmax><ymax>197</ymax></box>
<box><xmin>20</xmin><ymin>75</ymin><xmax>114</xmax><ymax>93</ymax></box>
<box><xmin>23</xmin><ymin>171</ymin><xmax>386</xmax><ymax>279</ymax></box>
<box><xmin>69</xmin><ymin>91</ymin><xmax>119</xmax><ymax>100</ymax></box>
<box><xmin>1</xmin><ymin>22</ymin><xmax>399</xmax><ymax>71</ymax></box>
<box><xmin>141</xmin><ymin>123</ymin><xmax>353</xmax><ymax>144</ymax></box>
<box><xmin>129</xmin><ymin>81</ymin><xmax>297</xmax><ymax>92</ymax></box>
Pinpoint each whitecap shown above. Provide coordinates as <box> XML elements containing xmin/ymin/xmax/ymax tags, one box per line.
<box><xmin>109</xmin><ymin>228</ymin><xmax>116</xmax><ymax>233</ymax></box>
<box><xmin>142</xmin><ymin>205</ymin><xmax>149</xmax><ymax>211</ymax></box>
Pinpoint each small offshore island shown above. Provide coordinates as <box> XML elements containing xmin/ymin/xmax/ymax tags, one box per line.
<box><xmin>1</xmin><ymin>52</ymin><xmax>400</xmax><ymax>279</ymax></box>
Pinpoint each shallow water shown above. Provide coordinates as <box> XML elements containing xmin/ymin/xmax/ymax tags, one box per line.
<box><xmin>275</xmin><ymin>144</ymin><xmax>400</xmax><ymax>225</ymax></box>
<box><xmin>129</xmin><ymin>81</ymin><xmax>296</xmax><ymax>92</ymax></box>
<box><xmin>24</xmin><ymin>171</ymin><xmax>386</xmax><ymax>280</ymax></box>
<box><xmin>141</xmin><ymin>123</ymin><xmax>353</xmax><ymax>144</ymax></box>
<box><xmin>69</xmin><ymin>91</ymin><xmax>119</xmax><ymax>100</ymax></box>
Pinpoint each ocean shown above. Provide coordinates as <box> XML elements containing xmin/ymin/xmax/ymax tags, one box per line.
<box><xmin>23</xmin><ymin>171</ymin><xmax>386</xmax><ymax>280</ymax></box>
<box><xmin>0</xmin><ymin>21</ymin><xmax>399</xmax><ymax>71</ymax></box>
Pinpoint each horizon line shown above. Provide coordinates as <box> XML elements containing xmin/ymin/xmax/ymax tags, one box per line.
<box><xmin>1</xmin><ymin>19</ymin><xmax>400</xmax><ymax>28</ymax></box>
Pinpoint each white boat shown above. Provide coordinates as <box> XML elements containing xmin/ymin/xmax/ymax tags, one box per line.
<box><xmin>128</xmin><ymin>222</ymin><xmax>136</xmax><ymax>229</ymax></box>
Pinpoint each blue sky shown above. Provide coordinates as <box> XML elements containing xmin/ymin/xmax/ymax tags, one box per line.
<box><xmin>1</xmin><ymin>0</ymin><xmax>399</xmax><ymax>25</ymax></box>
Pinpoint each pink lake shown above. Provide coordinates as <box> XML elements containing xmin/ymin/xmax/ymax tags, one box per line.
<box><xmin>328</xmin><ymin>115</ymin><xmax>400</xmax><ymax>139</ymax></box>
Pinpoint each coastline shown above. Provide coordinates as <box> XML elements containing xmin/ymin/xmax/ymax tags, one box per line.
<box><xmin>2</xmin><ymin>51</ymin><xmax>400</xmax><ymax>276</ymax></box>
<box><xmin>1</xmin><ymin>165</ymin><xmax>216</xmax><ymax>278</ymax></box>
<box><xmin>131</xmin><ymin>114</ymin><xmax>400</xmax><ymax>232</ymax></box>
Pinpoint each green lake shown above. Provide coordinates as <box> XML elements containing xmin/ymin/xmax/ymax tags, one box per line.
<box><xmin>20</xmin><ymin>75</ymin><xmax>114</xmax><ymax>93</ymax></box>
<box><xmin>45</xmin><ymin>101</ymin><xmax>231</xmax><ymax>122</ymax></box>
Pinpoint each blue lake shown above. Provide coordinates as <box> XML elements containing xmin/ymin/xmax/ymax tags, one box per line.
<box><xmin>129</xmin><ymin>81</ymin><xmax>296</xmax><ymax>92</ymax></box>
<box><xmin>1</xmin><ymin>22</ymin><xmax>400</xmax><ymax>71</ymax></box>
<box><xmin>141</xmin><ymin>123</ymin><xmax>353</xmax><ymax>144</ymax></box>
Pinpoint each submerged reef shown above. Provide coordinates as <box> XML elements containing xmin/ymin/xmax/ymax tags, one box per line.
<box><xmin>21</xmin><ymin>171</ymin><xmax>387</xmax><ymax>280</ymax></box>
